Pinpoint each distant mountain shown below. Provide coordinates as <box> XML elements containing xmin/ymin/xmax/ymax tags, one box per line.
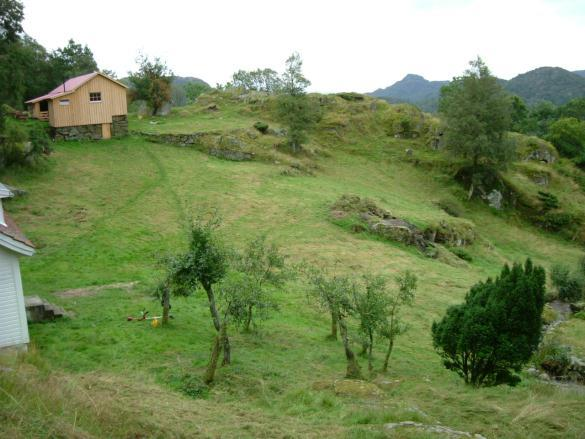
<box><xmin>505</xmin><ymin>67</ymin><xmax>585</xmax><ymax>106</ymax></box>
<box><xmin>371</xmin><ymin>74</ymin><xmax>448</xmax><ymax>112</ymax></box>
<box><xmin>371</xmin><ymin>67</ymin><xmax>585</xmax><ymax>112</ymax></box>
<box><xmin>172</xmin><ymin>76</ymin><xmax>210</xmax><ymax>87</ymax></box>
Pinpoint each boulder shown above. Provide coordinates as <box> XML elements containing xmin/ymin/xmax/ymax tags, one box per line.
<box><xmin>333</xmin><ymin>379</ymin><xmax>382</xmax><ymax>398</ymax></box>
<box><xmin>485</xmin><ymin>189</ymin><xmax>503</xmax><ymax>210</ymax></box>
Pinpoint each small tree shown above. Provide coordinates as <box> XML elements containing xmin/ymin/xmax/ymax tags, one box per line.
<box><xmin>432</xmin><ymin>260</ymin><xmax>545</xmax><ymax>386</ymax></box>
<box><xmin>128</xmin><ymin>54</ymin><xmax>173</xmax><ymax>116</ymax></box>
<box><xmin>231</xmin><ymin>235</ymin><xmax>287</xmax><ymax>331</ymax></box>
<box><xmin>308</xmin><ymin>269</ymin><xmax>362</xmax><ymax>379</ymax></box>
<box><xmin>379</xmin><ymin>271</ymin><xmax>417</xmax><ymax>372</ymax></box>
<box><xmin>352</xmin><ymin>275</ymin><xmax>389</xmax><ymax>373</ymax></box>
<box><xmin>165</xmin><ymin>218</ymin><xmax>231</xmax><ymax>365</ymax></box>
<box><xmin>276</xmin><ymin>52</ymin><xmax>319</xmax><ymax>153</ymax></box>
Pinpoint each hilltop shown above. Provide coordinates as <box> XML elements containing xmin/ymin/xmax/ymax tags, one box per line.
<box><xmin>1</xmin><ymin>91</ymin><xmax>585</xmax><ymax>438</ymax></box>
<box><xmin>373</xmin><ymin>66</ymin><xmax>585</xmax><ymax>110</ymax></box>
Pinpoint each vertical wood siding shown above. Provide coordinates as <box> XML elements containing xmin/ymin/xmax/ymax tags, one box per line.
<box><xmin>51</xmin><ymin>76</ymin><xmax>128</xmax><ymax>128</ymax></box>
<box><xmin>0</xmin><ymin>249</ymin><xmax>29</xmax><ymax>348</ymax></box>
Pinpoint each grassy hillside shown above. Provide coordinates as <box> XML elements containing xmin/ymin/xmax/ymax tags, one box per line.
<box><xmin>1</xmin><ymin>92</ymin><xmax>585</xmax><ymax>438</ymax></box>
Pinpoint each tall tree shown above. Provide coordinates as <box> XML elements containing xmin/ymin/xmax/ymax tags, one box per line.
<box><xmin>276</xmin><ymin>53</ymin><xmax>319</xmax><ymax>153</ymax></box>
<box><xmin>0</xmin><ymin>0</ymin><xmax>24</xmax><ymax>43</ymax></box>
<box><xmin>49</xmin><ymin>39</ymin><xmax>98</xmax><ymax>85</ymax></box>
<box><xmin>439</xmin><ymin>58</ymin><xmax>513</xmax><ymax>172</ymax></box>
<box><xmin>128</xmin><ymin>54</ymin><xmax>173</xmax><ymax>115</ymax></box>
<box><xmin>432</xmin><ymin>260</ymin><xmax>545</xmax><ymax>387</ymax></box>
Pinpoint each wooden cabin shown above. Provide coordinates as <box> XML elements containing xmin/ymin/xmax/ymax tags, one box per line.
<box><xmin>26</xmin><ymin>72</ymin><xmax>129</xmax><ymax>140</ymax></box>
<box><xmin>0</xmin><ymin>183</ymin><xmax>34</xmax><ymax>350</ymax></box>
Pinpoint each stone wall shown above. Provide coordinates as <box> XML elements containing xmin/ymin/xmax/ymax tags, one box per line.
<box><xmin>112</xmin><ymin>115</ymin><xmax>129</xmax><ymax>137</ymax></box>
<box><xmin>54</xmin><ymin>124</ymin><xmax>102</xmax><ymax>141</ymax></box>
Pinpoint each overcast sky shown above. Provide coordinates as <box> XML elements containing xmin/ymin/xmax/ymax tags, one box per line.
<box><xmin>21</xmin><ymin>0</ymin><xmax>585</xmax><ymax>93</ymax></box>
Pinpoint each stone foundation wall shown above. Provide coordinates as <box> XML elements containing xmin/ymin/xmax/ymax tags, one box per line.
<box><xmin>54</xmin><ymin>124</ymin><xmax>102</xmax><ymax>141</ymax></box>
<box><xmin>112</xmin><ymin>115</ymin><xmax>128</xmax><ymax>137</ymax></box>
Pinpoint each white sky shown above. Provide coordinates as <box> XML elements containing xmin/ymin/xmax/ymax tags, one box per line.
<box><xmin>21</xmin><ymin>0</ymin><xmax>585</xmax><ymax>93</ymax></box>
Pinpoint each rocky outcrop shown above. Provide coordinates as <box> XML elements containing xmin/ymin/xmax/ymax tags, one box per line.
<box><xmin>331</xmin><ymin>194</ymin><xmax>436</xmax><ymax>256</ymax></box>
<box><xmin>424</xmin><ymin>220</ymin><xmax>476</xmax><ymax>247</ymax></box>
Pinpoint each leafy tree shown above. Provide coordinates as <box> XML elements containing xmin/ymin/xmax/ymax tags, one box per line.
<box><xmin>439</xmin><ymin>58</ymin><xmax>513</xmax><ymax>172</ymax></box>
<box><xmin>164</xmin><ymin>218</ymin><xmax>231</xmax><ymax>365</ymax></box>
<box><xmin>230</xmin><ymin>68</ymin><xmax>282</xmax><ymax>93</ymax></box>
<box><xmin>281</xmin><ymin>53</ymin><xmax>311</xmax><ymax>96</ymax></box>
<box><xmin>48</xmin><ymin>39</ymin><xmax>98</xmax><ymax>85</ymax></box>
<box><xmin>307</xmin><ymin>269</ymin><xmax>362</xmax><ymax>379</ymax></box>
<box><xmin>128</xmin><ymin>54</ymin><xmax>173</xmax><ymax>115</ymax></box>
<box><xmin>275</xmin><ymin>52</ymin><xmax>320</xmax><ymax>153</ymax></box>
<box><xmin>559</xmin><ymin>98</ymin><xmax>585</xmax><ymax>121</ymax></box>
<box><xmin>231</xmin><ymin>235</ymin><xmax>287</xmax><ymax>331</ymax></box>
<box><xmin>509</xmin><ymin>95</ymin><xmax>528</xmax><ymax>133</ymax></box>
<box><xmin>547</xmin><ymin>117</ymin><xmax>585</xmax><ymax>158</ymax></box>
<box><xmin>432</xmin><ymin>260</ymin><xmax>545</xmax><ymax>387</ymax></box>
<box><xmin>0</xmin><ymin>0</ymin><xmax>24</xmax><ymax>43</ymax></box>
<box><xmin>352</xmin><ymin>275</ymin><xmax>389</xmax><ymax>373</ymax></box>
<box><xmin>379</xmin><ymin>271</ymin><xmax>417</xmax><ymax>372</ymax></box>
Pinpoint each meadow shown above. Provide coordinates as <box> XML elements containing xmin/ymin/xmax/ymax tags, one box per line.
<box><xmin>1</xmin><ymin>92</ymin><xmax>585</xmax><ymax>438</ymax></box>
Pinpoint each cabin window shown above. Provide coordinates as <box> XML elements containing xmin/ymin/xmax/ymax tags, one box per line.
<box><xmin>89</xmin><ymin>92</ymin><xmax>102</xmax><ymax>102</ymax></box>
<box><xmin>59</xmin><ymin>99</ymin><xmax>70</xmax><ymax>106</ymax></box>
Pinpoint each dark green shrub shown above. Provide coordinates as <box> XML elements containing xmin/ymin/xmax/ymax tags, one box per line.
<box><xmin>28</xmin><ymin>124</ymin><xmax>52</xmax><ymax>156</ymax></box>
<box><xmin>551</xmin><ymin>264</ymin><xmax>584</xmax><ymax>302</ymax></box>
<box><xmin>432</xmin><ymin>260</ymin><xmax>545</xmax><ymax>387</ymax></box>
<box><xmin>538</xmin><ymin>212</ymin><xmax>578</xmax><ymax>232</ymax></box>
<box><xmin>253</xmin><ymin>121</ymin><xmax>269</xmax><ymax>134</ymax></box>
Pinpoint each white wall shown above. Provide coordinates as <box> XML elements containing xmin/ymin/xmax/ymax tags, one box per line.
<box><xmin>0</xmin><ymin>247</ymin><xmax>29</xmax><ymax>348</ymax></box>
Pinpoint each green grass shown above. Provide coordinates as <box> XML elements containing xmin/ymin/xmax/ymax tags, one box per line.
<box><xmin>1</xmin><ymin>93</ymin><xmax>585</xmax><ymax>437</ymax></box>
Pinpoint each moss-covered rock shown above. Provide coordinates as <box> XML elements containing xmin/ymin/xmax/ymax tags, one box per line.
<box><xmin>424</xmin><ymin>219</ymin><xmax>476</xmax><ymax>247</ymax></box>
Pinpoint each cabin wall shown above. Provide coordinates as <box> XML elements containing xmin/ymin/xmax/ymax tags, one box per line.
<box><xmin>0</xmin><ymin>247</ymin><xmax>29</xmax><ymax>349</ymax></box>
<box><xmin>50</xmin><ymin>76</ymin><xmax>127</xmax><ymax>128</ymax></box>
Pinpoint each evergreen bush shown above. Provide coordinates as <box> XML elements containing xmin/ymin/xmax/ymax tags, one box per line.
<box><xmin>432</xmin><ymin>260</ymin><xmax>545</xmax><ymax>386</ymax></box>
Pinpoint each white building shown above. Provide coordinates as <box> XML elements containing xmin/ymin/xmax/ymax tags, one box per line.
<box><xmin>0</xmin><ymin>183</ymin><xmax>34</xmax><ymax>349</ymax></box>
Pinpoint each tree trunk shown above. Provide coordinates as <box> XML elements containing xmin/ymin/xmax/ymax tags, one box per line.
<box><xmin>329</xmin><ymin>311</ymin><xmax>338</xmax><ymax>340</ymax></box>
<box><xmin>162</xmin><ymin>285</ymin><xmax>170</xmax><ymax>325</ymax></box>
<box><xmin>338</xmin><ymin>315</ymin><xmax>362</xmax><ymax>379</ymax></box>
<box><xmin>204</xmin><ymin>323</ymin><xmax>226</xmax><ymax>384</ymax></box>
<box><xmin>382</xmin><ymin>336</ymin><xmax>394</xmax><ymax>373</ymax></box>
<box><xmin>368</xmin><ymin>332</ymin><xmax>373</xmax><ymax>373</ymax></box>
<box><xmin>244</xmin><ymin>304</ymin><xmax>253</xmax><ymax>332</ymax></box>
<box><xmin>203</xmin><ymin>282</ymin><xmax>231</xmax><ymax>365</ymax></box>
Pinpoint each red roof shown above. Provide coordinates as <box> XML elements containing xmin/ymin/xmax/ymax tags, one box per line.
<box><xmin>25</xmin><ymin>72</ymin><xmax>128</xmax><ymax>104</ymax></box>
<box><xmin>0</xmin><ymin>214</ymin><xmax>35</xmax><ymax>249</ymax></box>
<box><xmin>26</xmin><ymin>72</ymin><xmax>98</xmax><ymax>104</ymax></box>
